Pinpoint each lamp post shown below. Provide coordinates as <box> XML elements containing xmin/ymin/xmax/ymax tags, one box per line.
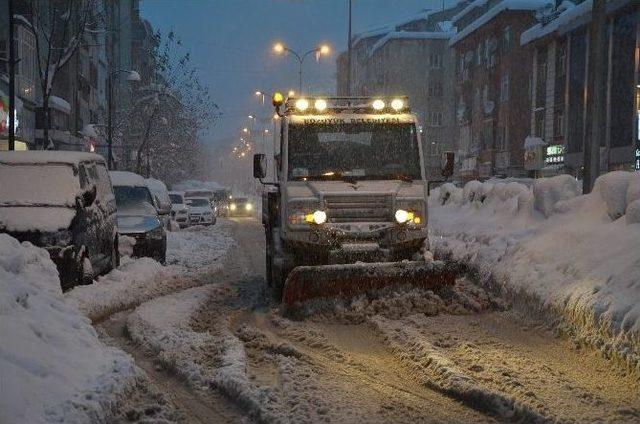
<box><xmin>107</xmin><ymin>69</ymin><xmax>140</xmax><ymax>169</ymax></box>
<box><xmin>273</xmin><ymin>42</ymin><xmax>331</xmax><ymax>94</ymax></box>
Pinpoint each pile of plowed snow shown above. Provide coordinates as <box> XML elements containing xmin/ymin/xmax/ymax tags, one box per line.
<box><xmin>430</xmin><ymin>171</ymin><xmax>640</xmax><ymax>368</ymax></box>
<box><xmin>294</xmin><ymin>278</ymin><xmax>505</xmax><ymax>323</ymax></box>
<box><xmin>0</xmin><ymin>234</ymin><xmax>136</xmax><ymax>424</ymax></box>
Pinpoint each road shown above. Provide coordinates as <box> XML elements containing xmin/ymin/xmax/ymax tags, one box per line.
<box><xmin>100</xmin><ymin>218</ymin><xmax>639</xmax><ymax>423</ymax></box>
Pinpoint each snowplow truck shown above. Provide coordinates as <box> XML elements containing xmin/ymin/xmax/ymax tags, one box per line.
<box><xmin>253</xmin><ymin>95</ymin><xmax>455</xmax><ymax>309</ymax></box>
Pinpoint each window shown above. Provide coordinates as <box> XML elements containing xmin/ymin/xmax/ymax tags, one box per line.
<box><xmin>502</xmin><ymin>26</ymin><xmax>512</xmax><ymax>53</ymax></box>
<box><xmin>535</xmin><ymin>111</ymin><xmax>545</xmax><ymax>138</ymax></box>
<box><xmin>16</xmin><ymin>26</ymin><xmax>36</xmax><ymax>102</ymax></box>
<box><xmin>428</xmin><ymin>112</ymin><xmax>443</xmax><ymax>127</ymax></box>
<box><xmin>500</xmin><ymin>73</ymin><xmax>509</xmax><ymax>102</ymax></box>
<box><xmin>428</xmin><ymin>82</ymin><xmax>443</xmax><ymax>97</ymax></box>
<box><xmin>557</xmin><ymin>46</ymin><xmax>567</xmax><ymax>75</ymax></box>
<box><xmin>482</xmin><ymin>120</ymin><xmax>494</xmax><ymax>150</ymax></box>
<box><xmin>496</xmin><ymin>122</ymin><xmax>507</xmax><ymax>151</ymax></box>
<box><xmin>429</xmin><ymin>52</ymin><xmax>442</xmax><ymax>68</ymax></box>
<box><xmin>554</xmin><ymin>108</ymin><xmax>565</xmax><ymax>138</ymax></box>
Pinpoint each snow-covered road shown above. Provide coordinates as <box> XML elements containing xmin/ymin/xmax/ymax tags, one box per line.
<box><xmin>96</xmin><ymin>218</ymin><xmax>639</xmax><ymax>423</ymax></box>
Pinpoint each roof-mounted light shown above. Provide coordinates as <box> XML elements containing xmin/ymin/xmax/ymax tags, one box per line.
<box><xmin>314</xmin><ymin>99</ymin><xmax>327</xmax><ymax>112</ymax></box>
<box><xmin>391</xmin><ymin>98</ymin><xmax>404</xmax><ymax>111</ymax></box>
<box><xmin>295</xmin><ymin>98</ymin><xmax>309</xmax><ymax>111</ymax></box>
<box><xmin>372</xmin><ymin>99</ymin><xmax>385</xmax><ymax>111</ymax></box>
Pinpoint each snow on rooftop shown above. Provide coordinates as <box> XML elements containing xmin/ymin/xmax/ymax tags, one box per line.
<box><xmin>369</xmin><ymin>30</ymin><xmax>453</xmax><ymax>57</ymax></box>
<box><xmin>450</xmin><ymin>0</ymin><xmax>551</xmax><ymax>46</ymax></box>
<box><xmin>109</xmin><ymin>170</ymin><xmax>147</xmax><ymax>187</ymax></box>
<box><xmin>0</xmin><ymin>151</ymin><xmax>104</xmax><ymax>166</ymax></box>
<box><xmin>452</xmin><ymin>0</ymin><xmax>489</xmax><ymax>24</ymax></box>
<box><xmin>520</xmin><ymin>0</ymin><xmax>588</xmax><ymax>45</ymax></box>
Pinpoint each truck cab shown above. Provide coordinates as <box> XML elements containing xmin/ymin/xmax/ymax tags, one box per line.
<box><xmin>254</xmin><ymin>96</ymin><xmax>436</xmax><ymax>297</ymax></box>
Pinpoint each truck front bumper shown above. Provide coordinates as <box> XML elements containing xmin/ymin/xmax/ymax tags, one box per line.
<box><xmin>283</xmin><ymin>223</ymin><xmax>427</xmax><ymax>265</ymax></box>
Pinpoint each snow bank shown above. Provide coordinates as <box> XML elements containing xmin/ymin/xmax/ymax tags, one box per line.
<box><xmin>429</xmin><ymin>172</ymin><xmax>640</xmax><ymax>369</ymax></box>
<box><xmin>532</xmin><ymin>174</ymin><xmax>581</xmax><ymax>217</ymax></box>
<box><xmin>67</xmin><ymin>222</ymin><xmax>234</xmax><ymax>322</ymax></box>
<box><xmin>0</xmin><ymin>234</ymin><xmax>136</xmax><ymax>424</ymax></box>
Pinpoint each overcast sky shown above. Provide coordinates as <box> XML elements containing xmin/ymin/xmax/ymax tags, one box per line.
<box><xmin>141</xmin><ymin>0</ymin><xmax>453</xmax><ymax>148</ymax></box>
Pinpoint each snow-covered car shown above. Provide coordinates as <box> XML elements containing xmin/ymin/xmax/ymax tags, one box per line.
<box><xmin>185</xmin><ymin>196</ymin><xmax>216</xmax><ymax>225</ymax></box>
<box><xmin>111</xmin><ymin>171</ymin><xmax>167</xmax><ymax>264</ymax></box>
<box><xmin>169</xmin><ymin>191</ymin><xmax>190</xmax><ymax>228</ymax></box>
<box><xmin>228</xmin><ymin>196</ymin><xmax>254</xmax><ymax>217</ymax></box>
<box><xmin>146</xmin><ymin>177</ymin><xmax>172</xmax><ymax>229</ymax></box>
<box><xmin>0</xmin><ymin>151</ymin><xmax>119</xmax><ymax>290</ymax></box>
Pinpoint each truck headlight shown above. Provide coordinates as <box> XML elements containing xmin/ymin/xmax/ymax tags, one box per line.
<box><xmin>230</xmin><ymin>203</ymin><xmax>237</xmax><ymax>211</ymax></box>
<box><xmin>245</xmin><ymin>203</ymin><xmax>253</xmax><ymax>211</ymax></box>
<box><xmin>304</xmin><ymin>210</ymin><xmax>326</xmax><ymax>224</ymax></box>
<box><xmin>395</xmin><ymin>209</ymin><xmax>413</xmax><ymax>224</ymax></box>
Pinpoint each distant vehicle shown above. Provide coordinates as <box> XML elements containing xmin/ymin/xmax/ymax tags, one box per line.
<box><xmin>111</xmin><ymin>171</ymin><xmax>167</xmax><ymax>264</ymax></box>
<box><xmin>145</xmin><ymin>178</ymin><xmax>172</xmax><ymax>229</ymax></box>
<box><xmin>0</xmin><ymin>151</ymin><xmax>119</xmax><ymax>290</ymax></box>
<box><xmin>227</xmin><ymin>196</ymin><xmax>254</xmax><ymax>217</ymax></box>
<box><xmin>168</xmin><ymin>191</ymin><xmax>190</xmax><ymax>228</ymax></box>
<box><xmin>185</xmin><ymin>196</ymin><xmax>215</xmax><ymax>225</ymax></box>
<box><xmin>213</xmin><ymin>188</ymin><xmax>232</xmax><ymax>215</ymax></box>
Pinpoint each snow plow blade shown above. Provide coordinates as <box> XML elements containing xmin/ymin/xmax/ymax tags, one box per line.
<box><xmin>282</xmin><ymin>260</ymin><xmax>455</xmax><ymax>308</ymax></box>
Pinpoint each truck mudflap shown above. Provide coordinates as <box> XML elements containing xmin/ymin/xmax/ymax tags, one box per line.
<box><xmin>281</xmin><ymin>260</ymin><xmax>456</xmax><ymax>309</ymax></box>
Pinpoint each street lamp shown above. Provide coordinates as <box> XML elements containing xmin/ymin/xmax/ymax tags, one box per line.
<box><xmin>272</xmin><ymin>41</ymin><xmax>331</xmax><ymax>93</ymax></box>
<box><xmin>107</xmin><ymin>69</ymin><xmax>140</xmax><ymax>169</ymax></box>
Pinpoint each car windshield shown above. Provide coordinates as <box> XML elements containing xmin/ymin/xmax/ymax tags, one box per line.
<box><xmin>114</xmin><ymin>186</ymin><xmax>154</xmax><ymax>209</ymax></box>
<box><xmin>186</xmin><ymin>198</ymin><xmax>209</xmax><ymax>207</ymax></box>
<box><xmin>169</xmin><ymin>194</ymin><xmax>183</xmax><ymax>204</ymax></box>
<box><xmin>287</xmin><ymin>123</ymin><xmax>421</xmax><ymax>181</ymax></box>
<box><xmin>0</xmin><ymin>164</ymin><xmax>80</xmax><ymax>207</ymax></box>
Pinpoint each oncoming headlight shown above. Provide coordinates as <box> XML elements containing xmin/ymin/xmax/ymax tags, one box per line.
<box><xmin>230</xmin><ymin>203</ymin><xmax>237</xmax><ymax>211</ymax></box>
<box><xmin>245</xmin><ymin>203</ymin><xmax>253</xmax><ymax>211</ymax></box>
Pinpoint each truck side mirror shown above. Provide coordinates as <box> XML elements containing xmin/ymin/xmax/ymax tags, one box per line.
<box><xmin>253</xmin><ymin>153</ymin><xmax>267</xmax><ymax>179</ymax></box>
<box><xmin>441</xmin><ymin>151</ymin><xmax>454</xmax><ymax>177</ymax></box>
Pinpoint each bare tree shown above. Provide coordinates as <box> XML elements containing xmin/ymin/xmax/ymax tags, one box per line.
<box><xmin>26</xmin><ymin>0</ymin><xmax>97</xmax><ymax>148</ymax></box>
<box><xmin>125</xmin><ymin>30</ymin><xmax>218</xmax><ymax>183</ymax></box>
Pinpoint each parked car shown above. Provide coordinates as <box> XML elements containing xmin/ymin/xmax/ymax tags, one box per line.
<box><xmin>0</xmin><ymin>151</ymin><xmax>119</xmax><ymax>290</ymax></box>
<box><xmin>185</xmin><ymin>196</ymin><xmax>216</xmax><ymax>225</ymax></box>
<box><xmin>184</xmin><ymin>189</ymin><xmax>218</xmax><ymax>215</ymax></box>
<box><xmin>110</xmin><ymin>171</ymin><xmax>167</xmax><ymax>264</ymax></box>
<box><xmin>169</xmin><ymin>191</ymin><xmax>190</xmax><ymax>228</ymax></box>
<box><xmin>145</xmin><ymin>178</ymin><xmax>172</xmax><ymax>229</ymax></box>
<box><xmin>227</xmin><ymin>196</ymin><xmax>254</xmax><ymax>217</ymax></box>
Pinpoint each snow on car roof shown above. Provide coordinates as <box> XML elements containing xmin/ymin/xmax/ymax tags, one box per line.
<box><xmin>110</xmin><ymin>171</ymin><xmax>147</xmax><ymax>187</ymax></box>
<box><xmin>0</xmin><ymin>151</ymin><xmax>106</xmax><ymax>166</ymax></box>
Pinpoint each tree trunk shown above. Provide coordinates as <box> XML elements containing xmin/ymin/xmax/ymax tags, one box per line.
<box><xmin>136</xmin><ymin>106</ymin><xmax>158</xmax><ymax>174</ymax></box>
<box><xmin>42</xmin><ymin>93</ymin><xmax>50</xmax><ymax>150</ymax></box>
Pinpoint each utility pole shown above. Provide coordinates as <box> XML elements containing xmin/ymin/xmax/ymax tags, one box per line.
<box><xmin>8</xmin><ymin>0</ymin><xmax>15</xmax><ymax>150</ymax></box>
<box><xmin>582</xmin><ymin>0</ymin><xmax>607</xmax><ymax>193</ymax></box>
<box><xmin>346</xmin><ymin>0</ymin><xmax>352</xmax><ymax>96</ymax></box>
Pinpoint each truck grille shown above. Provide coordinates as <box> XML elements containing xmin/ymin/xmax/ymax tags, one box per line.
<box><xmin>324</xmin><ymin>195</ymin><xmax>392</xmax><ymax>223</ymax></box>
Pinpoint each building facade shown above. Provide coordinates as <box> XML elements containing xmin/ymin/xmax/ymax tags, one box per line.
<box><xmin>337</xmin><ymin>2</ymin><xmax>469</xmax><ymax>179</ymax></box>
<box><xmin>451</xmin><ymin>0</ymin><xmax>548</xmax><ymax>181</ymax></box>
<box><xmin>521</xmin><ymin>0</ymin><xmax>639</xmax><ymax>176</ymax></box>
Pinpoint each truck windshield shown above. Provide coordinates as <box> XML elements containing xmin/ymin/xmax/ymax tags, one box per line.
<box><xmin>287</xmin><ymin>123</ymin><xmax>421</xmax><ymax>181</ymax></box>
